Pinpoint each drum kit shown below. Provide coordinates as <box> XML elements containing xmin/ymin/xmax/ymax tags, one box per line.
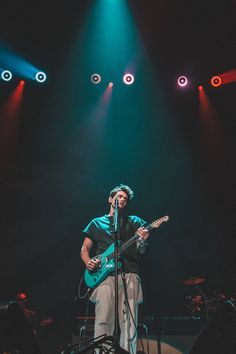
<box><xmin>182</xmin><ymin>276</ymin><xmax>236</xmax><ymax>317</ymax></box>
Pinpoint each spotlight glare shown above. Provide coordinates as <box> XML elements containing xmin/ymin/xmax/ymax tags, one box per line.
<box><xmin>177</xmin><ymin>75</ymin><xmax>188</xmax><ymax>87</ymax></box>
<box><xmin>91</xmin><ymin>73</ymin><xmax>101</xmax><ymax>84</ymax></box>
<box><xmin>108</xmin><ymin>82</ymin><xmax>113</xmax><ymax>88</ymax></box>
<box><xmin>35</xmin><ymin>71</ymin><xmax>47</xmax><ymax>83</ymax></box>
<box><xmin>1</xmin><ymin>70</ymin><xmax>13</xmax><ymax>81</ymax></box>
<box><xmin>198</xmin><ymin>85</ymin><xmax>204</xmax><ymax>91</ymax></box>
<box><xmin>123</xmin><ymin>73</ymin><xmax>134</xmax><ymax>85</ymax></box>
<box><xmin>211</xmin><ymin>76</ymin><xmax>222</xmax><ymax>87</ymax></box>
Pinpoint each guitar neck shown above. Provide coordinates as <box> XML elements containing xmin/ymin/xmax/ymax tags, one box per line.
<box><xmin>118</xmin><ymin>223</ymin><xmax>152</xmax><ymax>255</ymax></box>
<box><xmin>108</xmin><ymin>216</ymin><xmax>169</xmax><ymax>261</ymax></box>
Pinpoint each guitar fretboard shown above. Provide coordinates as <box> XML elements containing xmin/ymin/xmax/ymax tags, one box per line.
<box><xmin>118</xmin><ymin>223</ymin><xmax>153</xmax><ymax>255</ymax></box>
<box><xmin>107</xmin><ymin>216</ymin><xmax>168</xmax><ymax>261</ymax></box>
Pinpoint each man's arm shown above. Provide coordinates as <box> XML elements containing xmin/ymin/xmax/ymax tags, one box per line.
<box><xmin>80</xmin><ymin>237</ymin><xmax>100</xmax><ymax>271</ymax></box>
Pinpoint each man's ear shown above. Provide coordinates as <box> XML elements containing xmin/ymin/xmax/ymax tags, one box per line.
<box><xmin>108</xmin><ymin>196</ymin><xmax>112</xmax><ymax>204</ymax></box>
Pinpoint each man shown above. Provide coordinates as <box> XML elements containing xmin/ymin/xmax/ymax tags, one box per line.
<box><xmin>80</xmin><ymin>184</ymin><xmax>149</xmax><ymax>353</ymax></box>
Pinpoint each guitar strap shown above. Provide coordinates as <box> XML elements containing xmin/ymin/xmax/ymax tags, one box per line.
<box><xmin>119</xmin><ymin>216</ymin><xmax>127</xmax><ymax>242</ymax></box>
<box><xmin>110</xmin><ymin>215</ymin><xmax>127</xmax><ymax>242</ymax></box>
<box><xmin>109</xmin><ymin>216</ymin><xmax>128</xmax><ymax>273</ymax></box>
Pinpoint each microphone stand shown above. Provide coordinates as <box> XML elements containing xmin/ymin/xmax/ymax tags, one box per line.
<box><xmin>111</xmin><ymin>199</ymin><xmax>130</xmax><ymax>354</ymax></box>
<box><xmin>79</xmin><ymin>199</ymin><xmax>129</xmax><ymax>354</ymax></box>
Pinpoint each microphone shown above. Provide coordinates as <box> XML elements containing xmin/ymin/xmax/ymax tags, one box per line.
<box><xmin>112</xmin><ymin>197</ymin><xmax>119</xmax><ymax>232</ymax></box>
<box><xmin>114</xmin><ymin>197</ymin><xmax>119</xmax><ymax>209</ymax></box>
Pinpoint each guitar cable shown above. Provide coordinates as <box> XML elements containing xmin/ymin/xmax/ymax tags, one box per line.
<box><xmin>76</xmin><ymin>276</ymin><xmax>92</xmax><ymax>343</ymax></box>
<box><xmin>77</xmin><ymin>275</ymin><xmax>91</xmax><ymax>300</ymax></box>
<box><xmin>81</xmin><ymin>293</ymin><xmax>90</xmax><ymax>343</ymax></box>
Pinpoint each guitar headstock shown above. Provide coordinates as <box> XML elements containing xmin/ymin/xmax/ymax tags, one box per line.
<box><xmin>150</xmin><ymin>215</ymin><xmax>169</xmax><ymax>229</ymax></box>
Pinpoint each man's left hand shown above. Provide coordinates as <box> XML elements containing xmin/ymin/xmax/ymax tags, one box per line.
<box><xmin>137</xmin><ymin>227</ymin><xmax>149</xmax><ymax>241</ymax></box>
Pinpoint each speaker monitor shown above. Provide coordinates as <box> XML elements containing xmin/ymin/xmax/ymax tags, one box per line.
<box><xmin>189</xmin><ymin>301</ymin><xmax>236</xmax><ymax>354</ymax></box>
<box><xmin>0</xmin><ymin>301</ymin><xmax>42</xmax><ymax>354</ymax></box>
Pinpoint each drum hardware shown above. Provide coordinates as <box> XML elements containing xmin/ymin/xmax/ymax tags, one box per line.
<box><xmin>182</xmin><ymin>276</ymin><xmax>236</xmax><ymax>317</ymax></box>
<box><xmin>182</xmin><ymin>276</ymin><xmax>209</xmax><ymax>318</ymax></box>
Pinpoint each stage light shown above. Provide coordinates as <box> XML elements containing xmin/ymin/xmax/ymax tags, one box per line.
<box><xmin>123</xmin><ymin>73</ymin><xmax>134</xmax><ymax>85</ymax></box>
<box><xmin>35</xmin><ymin>71</ymin><xmax>47</xmax><ymax>83</ymax></box>
<box><xmin>198</xmin><ymin>85</ymin><xmax>204</xmax><ymax>91</ymax></box>
<box><xmin>1</xmin><ymin>70</ymin><xmax>13</xmax><ymax>81</ymax></box>
<box><xmin>17</xmin><ymin>293</ymin><xmax>27</xmax><ymax>300</ymax></box>
<box><xmin>177</xmin><ymin>75</ymin><xmax>188</xmax><ymax>87</ymax></box>
<box><xmin>211</xmin><ymin>76</ymin><xmax>222</xmax><ymax>87</ymax></box>
<box><xmin>91</xmin><ymin>73</ymin><xmax>101</xmax><ymax>84</ymax></box>
<box><xmin>108</xmin><ymin>82</ymin><xmax>113</xmax><ymax>88</ymax></box>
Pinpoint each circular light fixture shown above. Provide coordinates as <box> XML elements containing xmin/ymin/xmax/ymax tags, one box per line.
<box><xmin>1</xmin><ymin>70</ymin><xmax>13</xmax><ymax>81</ymax></box>
<box><xmin>91</xmin><ymin>73</ymin><xmax>101</xmax><ymax>84</ymax></box>
<box><xmin>177</xmin><ymin>75</ymin><xmax>188</xmax><ymax>87</ymax></box>
<box><xmin>35</xmin><ymin>71</ymin><xmax>47</xmax><ymax>83</ymax></box>
<box><xmin>123</xmin><ymin>73</ymin><xmax>134</xmax><ymax>85</ymax></box>
<box><xmin>211</xmin><ymin>76</ymin><xmax>222</xmax><ymax>87</ymax></box>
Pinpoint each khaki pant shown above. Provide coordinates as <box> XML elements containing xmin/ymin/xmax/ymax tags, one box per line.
<box><xmin>90</xmin><ymin>273</ymin><xmax>143</xmax><ymax>354</ymax></box>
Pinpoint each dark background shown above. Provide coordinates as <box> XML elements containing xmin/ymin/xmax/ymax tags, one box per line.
<box><xmin>0</xmin><ymin>1</ymin><xmax>236</xmax><ymax>353</ymax></box>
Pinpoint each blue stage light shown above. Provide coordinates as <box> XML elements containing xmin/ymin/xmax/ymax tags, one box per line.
<box><xmin>1</xmin><ymin>70</ymin><xmax>13</xmax><ymax>81</ymax></box>
<box><xmin>35</xmin><ymin>71</ymin><xmax>47</xmax><ymax>83</ymax></box>
<box><xmin>91</xmin><ymin>73</ymin><xmax>101</xmax><ymax>84</ymax></box>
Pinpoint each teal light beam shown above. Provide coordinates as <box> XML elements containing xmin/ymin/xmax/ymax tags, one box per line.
<box><xmin>0</xmin><ymin>44</ymin><xmax>43</xmax><ymax>80</ymax></box>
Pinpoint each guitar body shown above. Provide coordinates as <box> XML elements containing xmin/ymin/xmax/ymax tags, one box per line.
<box><xmin>84</xmin><ymin>242</ymin><xmax>122</xmax><ymax>289</ymax></box>
<box><xmin>84</xmin><ymin>215</ymin><xmax>169</xmax><ymax>289</ymax></box>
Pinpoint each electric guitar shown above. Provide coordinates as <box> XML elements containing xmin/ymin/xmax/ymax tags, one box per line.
<box><xmin>84</xmin><ymin>215</ymin><xmax>169</xmax><ymax>289</ymax></box>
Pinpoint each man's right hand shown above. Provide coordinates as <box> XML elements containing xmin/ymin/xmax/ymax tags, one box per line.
<box><xmin>87</xmin><ymin>258</ymin><xmax>101</xmax><ymax>271</ymax></box>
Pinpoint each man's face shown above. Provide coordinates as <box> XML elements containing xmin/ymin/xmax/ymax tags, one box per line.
<box><xmin>109</xmin><ymin>190</ymin><xmax>129</xmax><ymax>210</ymax></box>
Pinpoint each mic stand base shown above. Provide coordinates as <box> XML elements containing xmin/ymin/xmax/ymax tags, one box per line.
<box><xmin>72</xmin><ymin>334</ymin><xmax>130</xmax><ymax>354</ymax></box>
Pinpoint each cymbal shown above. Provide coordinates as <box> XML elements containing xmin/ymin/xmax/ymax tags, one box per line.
<box><xmin>182</xmin><ymin>276</ymin><xmax>206</xmax><ymax>286</ymax></box>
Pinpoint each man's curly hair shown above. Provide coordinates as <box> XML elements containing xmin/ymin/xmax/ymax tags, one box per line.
<box><xmin>109</xmin><ymin>184</ymin><xmax>134</xmax><ymax>201</ymax></box>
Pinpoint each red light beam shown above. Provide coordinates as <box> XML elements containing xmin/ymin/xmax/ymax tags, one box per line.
<box><xmin>198</xmin><ymin>85</ymin><xmax>225</xmax><ymax>159</ymax></box>
<box><xmin>0</xmin><ymin>81</ymin><xmax>25</xmax><ymax>159</ymax></box>
<box><xmin>220</xmin><ymin>68</ymin><xmax>236</xmax><ymax>85</ymax></box>
<box><xmin>210</xmin><ymin>68</ymin><xmax>236</xmax><ymax>87</ymax></box>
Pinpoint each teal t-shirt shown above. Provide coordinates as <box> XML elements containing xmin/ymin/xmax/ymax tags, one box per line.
<box><xmin>82</xmin><ymin>214</ymin><xmax>146</xmax><ymax>274</ymax></box>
